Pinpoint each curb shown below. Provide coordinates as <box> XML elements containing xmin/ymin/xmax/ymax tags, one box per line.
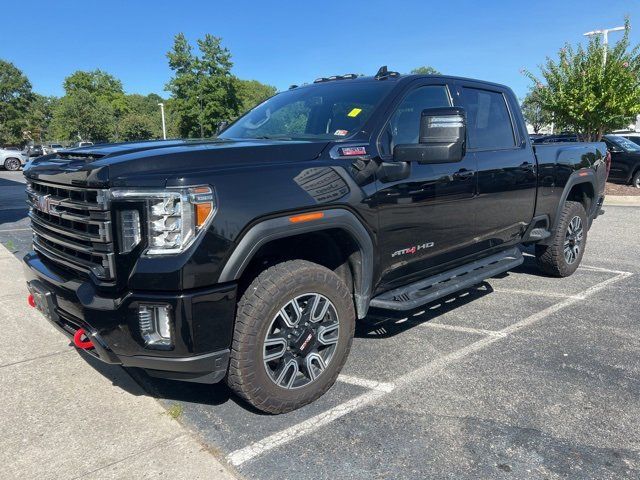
<box><xmin>604</xmin><ymin>195</ymin><xmax>640</xmax><ymax>206</ymax></box>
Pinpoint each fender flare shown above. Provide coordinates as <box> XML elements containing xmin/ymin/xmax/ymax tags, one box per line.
<box><xmin>218</xmin><ymin>209</ymin><xmax>374</xmax><ymax>319</ymax></box>
<box><xmin>550</xmin><ymin>170</ymin><xmax>598</xmax><ymax>233</ymax></box>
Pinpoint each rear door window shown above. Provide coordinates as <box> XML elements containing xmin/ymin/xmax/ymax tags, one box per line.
<box><xmin>461</xmin><ymin>88</ymin><xmax>515</xmax><ymax>150</ymax></box>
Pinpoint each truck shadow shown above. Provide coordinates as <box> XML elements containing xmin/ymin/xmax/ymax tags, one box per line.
<box><xmin>357</xmin><ymin>282</ymin><xmax>494</xmax><ymax>339</ymax></box>
<box><xmin>77</xmin><ymin>344</ymin><xmax>241</xmax><ymax>409</ymax></box>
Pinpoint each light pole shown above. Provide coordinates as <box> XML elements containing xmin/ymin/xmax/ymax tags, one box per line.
<box><xmin>583</xmin><ymin>25</ymin><xmax>626</xmax><ymax>64</ymax></box>
<box><xmin>158</xmin><ymin>103</ymin><xmax>167</xmax><ymax>140</ymax></box>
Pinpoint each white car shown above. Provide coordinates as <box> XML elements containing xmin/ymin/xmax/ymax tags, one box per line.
<box><xmin>45</xmin><ymin>143</ymin><xmax>65</xmax><ymax>154</ymax></box>
<box><xmin>0</xmin><ymin>148</ymin><xmax>27</xmax><ymax>171</ymax></box>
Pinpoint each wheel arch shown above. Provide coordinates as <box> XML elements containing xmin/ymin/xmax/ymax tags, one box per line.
<box><xmin>551</xmin><ymin>172</ymin><xmax>597</xmax><ymax>232</ymax></box>
<box><xmin>218</xmin><ymin>209</ymin><xmax>374</xmax><ymax>319</ymax></box>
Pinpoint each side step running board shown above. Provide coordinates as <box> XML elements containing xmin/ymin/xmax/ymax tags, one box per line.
<box><xmin>369</xmin><ymin>247</ymin><xmax>524</xmax><ymax>311</ymax></box>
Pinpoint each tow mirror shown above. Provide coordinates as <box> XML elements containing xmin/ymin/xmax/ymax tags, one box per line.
<box><xmin>393</xmin><ymin>107</ymin><xmax>466</xmax><ymax>164</ymax></box>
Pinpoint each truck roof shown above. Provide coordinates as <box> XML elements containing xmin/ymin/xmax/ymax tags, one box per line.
<box><xmin>292</xmin><ymin>73</ymin><xmax>512</xmax><ymax>93</ymax></box>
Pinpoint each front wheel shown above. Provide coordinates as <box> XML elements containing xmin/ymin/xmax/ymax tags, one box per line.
<box><xmin>631</xmin><ymin>170</ymin><xmax>640</xmax><ymax>189</ymax></box>
<box><xmin>4</xmin><ymin>158</ymin><xmax>21</xmax><ymax>171</ymax></box>
<box><xmin>227</xmin><ymin>260</ymin><xmax>355</xmax><ymax>414</ymax></box>
<box><xmin>535</xmin><ymin>201</ymin><xmax>587</xmax><ymax>277</ymax></box>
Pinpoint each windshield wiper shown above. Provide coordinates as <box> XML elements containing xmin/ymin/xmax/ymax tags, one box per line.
<box><xmin>252</xmin><ymin>135</ymin><xmax>294</xmax><ymax>140</ymax></box>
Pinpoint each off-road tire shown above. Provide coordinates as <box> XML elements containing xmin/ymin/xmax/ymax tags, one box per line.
<box><xmin>535</xmin><ymin>201</ymin><xmax>587</xmax><ymax>277</ymax></box>
<box><xmin>4</xmin><ymin>158</ymin><xmax>21</xmax><ymax>171</ymax></box>
<box><xmin>226</xmin><ymin>260</ymin><xmax>355</xmax><ymax>414</ymax></box>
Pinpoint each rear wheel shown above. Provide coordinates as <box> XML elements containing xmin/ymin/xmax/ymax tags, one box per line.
<box><xmin>227</xmin><ymin>260</ymin><xmax>355</xmax><ymax>414</ymax></box>
<box><xmin>535</xmin><ymin>201</ymin><xmax>587</xmax><ymax>277</ymax></box>
<box><xmin>4</xmin><ymin>158</ymin><xmax>21</xmax><ymax>171</ymax></box>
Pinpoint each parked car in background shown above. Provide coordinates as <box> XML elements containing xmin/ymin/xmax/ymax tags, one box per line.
<box><xmin>45</xmin><ymin>143</ymin><xmax>65</xmax><ymax>154</ymax></box>
<box><xmin>619</xmin><ymin>133</ymin><xmax>640</xmax><ymax>147</ymax></box>
<box><xmin>532</xmin><ymin>133</ymin><xmax>579</xmax><ymax>144</ymax></box>
<box><xmin>0</xmin><ymin>147</ymin><xmax>27</xmax><ymax>171</ymax></box>
<box><xmin>70</xmin><ymin>141</ymin><xmax>94</xmax><ymax>148</ymax></box>
<box><xmin>23</xmin><ymin>145</ymin><xmax>45</xmax><ymax>158</ymax></box>
<box><xmin>603</xmin><ymin>134</ymin><xmax>640</xmax><ymax>188</ymax></box>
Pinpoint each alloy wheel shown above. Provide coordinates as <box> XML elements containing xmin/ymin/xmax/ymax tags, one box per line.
<box><xmin>263</xmin><ymin>293</ymin><xmax>340</xmax><ymax>389</ymax></box>
<box><xmin>5</xmin><ymin>159</ymin><xmax>20</xmax><ymax>171</ymax></box>
<box><xmin>563</xmin><ymin>215</ymin><xmax>584</xmax><ymax>265</ymax></box>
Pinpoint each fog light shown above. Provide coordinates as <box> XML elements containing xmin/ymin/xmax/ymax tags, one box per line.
<box><xmin>138</xmin><ymin>304</ymin><xmax>173</xmax><ymax>348</ymax></box>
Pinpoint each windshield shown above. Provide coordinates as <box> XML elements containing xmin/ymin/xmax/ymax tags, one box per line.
<box><xmin>607</xmin><ymin>135</ymin><xmax>640</xmax><ymax>152</ymax></box>
<box><xmin>220</xmin><ymin>81</ymin><xmax>395</xmax><ymax>140</ymax></box>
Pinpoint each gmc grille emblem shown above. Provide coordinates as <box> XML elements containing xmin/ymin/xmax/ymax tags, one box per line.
<box><xmin>35</xmin><ymin>194</ymin><xmax>55</xmax><ymax>215</ymax></box>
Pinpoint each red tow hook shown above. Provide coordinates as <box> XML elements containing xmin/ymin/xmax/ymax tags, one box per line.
<box><xmin>28</xmin><ymin>294</ymin><xmax>36</xmax><ymax>308</ymax></box>
<box><xmin>73</xmin><ymin>328</ymin><xmax>95</xmax><ymax>350</ymax></box>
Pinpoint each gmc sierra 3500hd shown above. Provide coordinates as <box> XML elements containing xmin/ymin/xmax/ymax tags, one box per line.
<box><xmin>23</xmin><ymin>67</ymin><xmax>609</xmax><ymax>414</ymax></box>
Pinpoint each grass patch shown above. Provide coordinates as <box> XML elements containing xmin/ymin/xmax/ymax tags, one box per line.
<box><xmin>4</xmin><ymin>240</ymin><xmax>16</xmax><ymax>252</ymax></box>
<box><xmin>166</xmin><ymin>403</ymin><xmax>184</xmax><ymax>420</ymax></box>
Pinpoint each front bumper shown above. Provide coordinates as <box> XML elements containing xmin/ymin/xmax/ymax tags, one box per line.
<box><xmin>23</xmin><ymin>251</ymin><xmax>237</xmax><ymax>384</ymax></box>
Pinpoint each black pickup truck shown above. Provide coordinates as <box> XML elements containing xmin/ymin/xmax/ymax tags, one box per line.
<box><xmin>23</xmin><ymin>68</ymin><xmax>609</xmax><ymax>413</ymax></box>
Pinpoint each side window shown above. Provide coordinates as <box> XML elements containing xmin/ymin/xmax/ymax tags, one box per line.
<box><xmin>461</xmin><ymin>87</ymin><xmax>515</xmax><ymax>150</ymax></box>
<box><xmin>380</xmin><ymin>85</ymin><xmax>450</xmax><ymax>155</ymax></box>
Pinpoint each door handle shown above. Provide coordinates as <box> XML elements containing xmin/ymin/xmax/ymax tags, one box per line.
<box><xmin>453</xmin><ymin>168</ymin><xmax>475</xmax><ymax>180</ymax></box>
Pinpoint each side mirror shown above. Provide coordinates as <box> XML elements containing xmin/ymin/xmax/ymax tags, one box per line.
<box><xmin>393</xmin><ymin>107</ymin><xmax>466</xmax><ymax>164</ymax></box>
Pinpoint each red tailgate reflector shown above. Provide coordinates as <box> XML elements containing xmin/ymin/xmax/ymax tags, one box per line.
<box><xmin>28</xmin><ymin>294</ymin><xmax>35</xmax><ymax>308</ymax></box>
<box><xmin>340</xmin><ymin>146</ymin><xmax>367</xmax><ymax>156</ymax></box>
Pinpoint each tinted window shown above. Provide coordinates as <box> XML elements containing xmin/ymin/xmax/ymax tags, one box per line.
<box><xmin>380</xmin><ymin>85</ymin><xmax>450</xmax><ymax>155</ymax></box>
<box><xmin>461</xmin><ymin>88</ymin><xmax>515</xmax><ymax>150</ymax></box>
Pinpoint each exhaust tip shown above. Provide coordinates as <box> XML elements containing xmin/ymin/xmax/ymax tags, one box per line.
<box><xmin>73</xmin><ymin>328</ymin><xmax>94</xmax><ymax>350</ymax></box>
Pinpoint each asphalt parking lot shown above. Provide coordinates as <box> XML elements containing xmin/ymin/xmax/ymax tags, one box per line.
<box><xmin>1</xmin><ymin>169</ymin><xmax>639</xmax><ymax>479</ymax></box>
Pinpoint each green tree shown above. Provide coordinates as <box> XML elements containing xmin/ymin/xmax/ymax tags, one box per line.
<box><xmin>525</xmin><ymin>19</ymin><xmax>640</xmax><ymax>141</ymax></box>
<box><xmin>166</xmin><ymin>33</ymin><xmax>241</xmax><ymax>137</ymax></box>
<box><xmin>63</xmin><ymin>70</ymin><xmax>128</xmax><ymax>141</ymax></box>
<box><xmin>521</xmin><ymin>89</ymin><xmax>552</xmax><ymax>134</ymax></box>
<box><xmin>236</xmin><ymin>79</ymin><xmax>277</xmax><ymax>113</ymax></box>
<box><xmin>120</xmin><ymin>113</ymin><xmax>155</xmax><ymax>141</ymax></box>
<box><xmin>50</xmin><ymin>89</ymin><xmax>113</xmax><ymax>142</ymax></box>
<box><xmin>124</xmin><ymin>93</ymin><xmax>169</xmax><ymax>138</ymax></box>
<box><xmin>24</xmin><ymin>94</ymin><xmax>58</xmax><ymax>143</ymax></box>
<box><xmin>411</xmin><ymin>66</ymin><xmax>441</xmax><ymax>75</ymax></box>
<box><xmin>0</xmin><ymin>60</ymin><xmax>34</xmax><ymax>145</ymax></box>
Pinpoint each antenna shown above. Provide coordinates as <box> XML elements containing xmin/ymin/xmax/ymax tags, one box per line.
<box><xmin>375</xmin><ymin>66</ymin><xmax>389</xmax><ymax>79</ymax></box>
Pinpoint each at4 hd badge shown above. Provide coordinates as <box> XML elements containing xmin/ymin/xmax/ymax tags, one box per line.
<box><xmin>392</xmin><ymin>242</ymin><xmax>435</xmax><ymax>258</ymax></box>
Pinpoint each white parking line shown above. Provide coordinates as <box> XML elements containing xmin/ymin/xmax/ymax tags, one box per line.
<box><xmin>579</xmin><ymin>264</ymin><xmax>633</xmax><ymax>275</ymax></box>
<box><xmin>337</xmin><ymin>374</ymin><xmax>395</xmax><ymax>392</ymax></box>
<box><xmin>492</xmin><ymin>288</ymin><xmax>584</xmax><ymax>300</ymax></box>
<box><xmin>418</xmin><ymin>322</ymin><xmax>506</xmax><ymax>338</ymax></box>
<box><xmin>227</xmin><ymin>386</ymin><xmax>393</xmax><ymax>466</ymax></box>
<box><xmin>227</xmin><ymin>269</ymin><xmax>632</xmax><ymax>467</ymax></box>
<box><xmin>0</xmin><ymin>228</ymin><xmax>30</xmax><ymax>232</ymax></box>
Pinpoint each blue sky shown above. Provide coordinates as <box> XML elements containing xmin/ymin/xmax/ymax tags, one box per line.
<box><xmin>3</xmin><ymin>0</ymin><xmax>639</xmax><ymax>100</ymax></box>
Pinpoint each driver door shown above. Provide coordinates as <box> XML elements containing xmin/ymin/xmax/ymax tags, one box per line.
<box><xmin>374</xmin><ymin>81</ymin><xmax>479</xmax><ymax>290</ymax></box>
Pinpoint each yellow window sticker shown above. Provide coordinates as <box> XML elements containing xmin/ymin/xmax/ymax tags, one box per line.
<box><xmin>347</xmin><ymin>108</ymin><xmax>362</xmax><ymax>118</ymax></box>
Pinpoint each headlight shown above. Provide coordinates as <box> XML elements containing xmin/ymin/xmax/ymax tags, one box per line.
<box><xmin>111</xmin><ymin>185</ymin><xmax>216</xmax><ymax>256</ymax></box>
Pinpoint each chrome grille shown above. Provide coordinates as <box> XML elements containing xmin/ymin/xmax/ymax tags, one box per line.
<box><xmin>27</xmin><ymin>180</ymin><xmax>115</xmax><ymax>281</ymax></box>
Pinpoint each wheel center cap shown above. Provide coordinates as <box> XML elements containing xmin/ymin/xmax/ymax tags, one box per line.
<box><xmin>291</xmin><ymin>327</ymin><xmax>317</xmax><ymax>357</ymax></box>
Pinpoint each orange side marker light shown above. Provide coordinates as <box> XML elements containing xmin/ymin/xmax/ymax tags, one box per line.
<box><xmin>289</xmin><ymin>212</ymin><xmax>325</xmax><ymax>224</ymax></box>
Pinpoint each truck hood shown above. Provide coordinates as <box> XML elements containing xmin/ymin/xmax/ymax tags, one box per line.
<box><xmin>23</xmin><ymin>138</ymin><xmax>331</xmax><ymax>187</ymax></box>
